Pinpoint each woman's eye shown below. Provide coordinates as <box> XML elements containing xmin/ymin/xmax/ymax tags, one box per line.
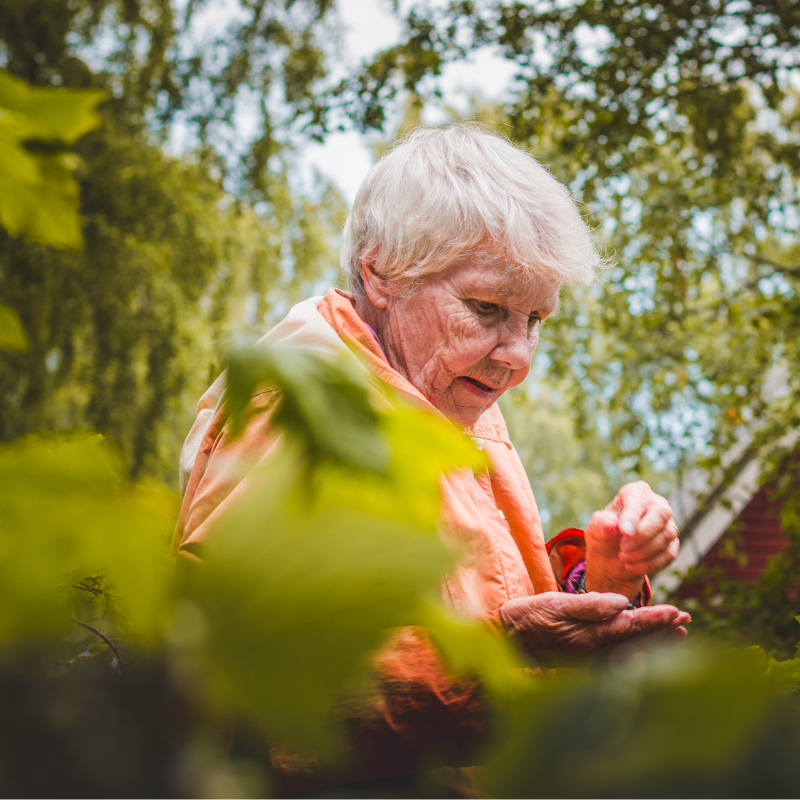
<box><xmin>474</xmin><ymin>301</ymin><xmax>498</xmax><ymax>314</ymax></box>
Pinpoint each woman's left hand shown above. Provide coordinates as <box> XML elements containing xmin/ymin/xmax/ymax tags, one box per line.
<box><xmin>584</xmin><ymin>481</ymin><xmax>680</xmax><ymax>599</ymax></box>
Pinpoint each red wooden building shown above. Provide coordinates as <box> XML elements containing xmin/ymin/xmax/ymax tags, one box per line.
<box><xmin>652</xmin><ymin>449</ymin><xmax>795</xmax><ymax>601</ymax></box>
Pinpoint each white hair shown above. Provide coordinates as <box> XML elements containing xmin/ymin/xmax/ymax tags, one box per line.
<box><xmin>340</xmin><ymin>124</ymin><xmax>601</xmax><ymax>298</ymax></box>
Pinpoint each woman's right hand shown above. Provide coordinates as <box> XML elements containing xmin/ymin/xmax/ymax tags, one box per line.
<box><xmin>498</xmin><ymin>591</ymin><xmax>690</xmax><ymax>665</ymax></box>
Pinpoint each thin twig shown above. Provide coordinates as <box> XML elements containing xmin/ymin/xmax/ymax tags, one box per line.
<box><xmin>71</xmin><ymin>619</ymin><xmax>125</xmax><ymax>668</ymax></box>
<box><xmin>72</xmin><ymin>582</ymin><xmax>101</xmax><ymax>597</ymax></box>
<box><xmin>72</xmin><ymin>581</ymin><xmax>114</xmax><ymax>620</ymax></box>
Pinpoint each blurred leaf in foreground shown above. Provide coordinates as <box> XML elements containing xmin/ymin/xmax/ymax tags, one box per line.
<box><xmin>747</xmin><ymin>645</ymin><xmax>800</xmax><ymax>692</ymax></box>
<box><xmin>485</xmin><ymin>644</ymin><xmax>800</xmax><ymax>798</ymax></box>
<box><xmin>0</xmin><ymin>70</ymin><xmax>105</xmax><ymax>248</ymax></box>
<box><xmin>226</xmin><ymin>347</ymin><xmax>388</xmax><ymax>473</ymax></box>
<box><xmin>0</xmin><ymin>436</ymin><xmax>175</xmax><ymax>651</ymax></box>
<box><xmin>186</xmin><ymin>346</ymin><xmax>487</xmax><ymax>751</ymax></box>
<box><xmin>420</xmin><ymin>602</ymin><xmax>527</xmax><ymax>698</ymax></box>
<box><xmin>226</xmin><ymin>345</ymin><xmax>487</xmax><ymax>528</ymax></box>
<box><xmin>314</xmin><ymin>402</ymin><xmax>487</xmax><ymax>530</ymax></box>
<box><xmin>0</xmin><ymin>301</ymin><xmax>27</xmax><ymax>351</ymax></box>
<box><xmin>184</xmin><ymin>446</ymin><xmax>454</xmax><ymax>752</ymax></box>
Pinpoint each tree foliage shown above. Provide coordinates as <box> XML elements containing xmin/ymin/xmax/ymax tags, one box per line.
<box><xmin>0</xmin><ymin>0</ymin><xmax>338</xmax><ymax>178</ymax></box>
<box><xmin>0</xmin><ymin>0</ymin><xmax>347</xmax><ymax>482</ymax></box>
<box><xmin>341</xmin><ymin>0</ymin><xmax>800</xmax><ymax>472</ymax></box>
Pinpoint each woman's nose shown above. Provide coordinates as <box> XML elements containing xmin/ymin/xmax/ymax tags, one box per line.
<box><xmin>490</xmin><ymin>326</ymin><xmax>534</xmax><ymax>371</ymax></box>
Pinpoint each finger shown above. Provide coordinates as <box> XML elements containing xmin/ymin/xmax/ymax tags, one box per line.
<box><xmin>607</xmin><ymin>480</ymin><xmax>649</xmax><ymax>512</ymax></box>
<box><xmin>586</xmin><ymin>509</ymin><xmax>621</xmax><ymax>545</ymax></box>
<box><xmin>614</xmin><ymin>621</ymin><xmax>690</xmax><ymax>652</ymax></box>
<box><xmin>561</xmin><ymin>591</ymin><xmax>630</xmax><ymax>622</ymax></box>
<box><xmin>620</xmin><ymin>514</ymin><xmax>678</xmax><ymax>561</ymax></box>
<box><xmin>619</xmin><ymin>502</ymin><xmax>673</xmax><ymax>553</ymax></box>
<box><xmin>627</xmin><ymin>623</ymin><xmax>689</xmax><ymax>648</ymax></box>
<box><xmin>623</xmin><ymin>537</ymin><xmax>680</xmax><ymax>575</ymax></box>
<box><xmin>590</xmin><ymin>604</ymin><xmax>682</xmax><ymax>646</ymax></box>
<box><xmin>614</xmin><ymin>481</ymin><xmax>651</xmax><ymax>537</ymax></box>
<box><xmin>601</xmin><ymin>611</ymin><xmax>692</xmax><ymax>656</ymax></box>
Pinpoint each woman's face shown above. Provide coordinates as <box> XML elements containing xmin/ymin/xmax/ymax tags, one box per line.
<box><xmin>374</xmin><ymin>255</ymin><xmax>561</xmax><ymax>427</ymax></box>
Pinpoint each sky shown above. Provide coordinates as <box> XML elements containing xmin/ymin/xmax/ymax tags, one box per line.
<box><xmin>305</xmin><ymin>0</ymin><xmax>518</xmax><ymax>204</ymax></box>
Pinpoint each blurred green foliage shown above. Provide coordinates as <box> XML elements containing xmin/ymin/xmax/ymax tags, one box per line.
<box><xmin>0</xmin><ymin>435</ymin><xmax>175</xmax><ymax>650</ymax></box>
<box><xmin>3</xmin><ymin>343</ymin><xmax>800</xmax><ymax>797</ymax></box>
<box><xmin>485</xmin><ymin>644</ymin><xmax>800</xmax><ymax>798</ymax></box>
<box><xmin>0</xmin><ymin>67</ymin><xmax>103</xmax><ymax>353</ymax></box>
<box><xmin>182</xmin><ymin>343</ymin><xmax>485</xmax><ymax>751</ymax></box>
<box><xmin>1</xmin><ymin>1</ymin><xmax>800</xmax><ymax>796</ymax></box>
<box><xmin>182</xmin><ymin>446</ymin><xmax>452</xmax><ymax>751</ymax></box>
<box><xmin>227</xmin><ymin>348</ymin><xmax>389</xmax><ymax>471</ymax></box>
<box><xmin>0</xmin><ymin>299</ymin><xmax>28</xmax><ymax>351</ymax></box>
<box><xmin>0</xmin><ymin>69</ymin><xmax>104</xmax><ymax>248</ymax></box>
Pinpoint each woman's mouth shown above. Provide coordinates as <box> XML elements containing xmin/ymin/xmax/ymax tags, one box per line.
<box><xmin>459</xmin><ymin>376</ymin><xmax>497</xmax><ymax>397</ymax></box>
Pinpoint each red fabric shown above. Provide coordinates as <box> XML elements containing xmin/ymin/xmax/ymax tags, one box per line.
<box><xmin>546</xmin><ymin>529</ymin><xmax>652</xmax><ymax>605</ymax></box>
<box><xmin>546</xmin><ymin>528</ymin><xmax>587</xmax><ymax>584</ymax></box>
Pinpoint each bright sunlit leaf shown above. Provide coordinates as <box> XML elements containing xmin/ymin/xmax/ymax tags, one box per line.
<box><xmin>0</xmin><ymin>70</ymin><xmax>105</xmax><ymax>248</ymax></box>
<box><xmin>226</xmin><ymin>346</ymin><xmax>389</xmax><ymax>473</ymax></box>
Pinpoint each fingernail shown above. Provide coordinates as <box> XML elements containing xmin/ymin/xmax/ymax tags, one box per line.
<box><xmin>609</xmin><ymin>593</ymin><xmax>629</xmax><ymax>609</ymax></box>
<box><xmin>620</xmin><ymin>520</ymin><xmax>635</xmax><ymax>535</ymax></box>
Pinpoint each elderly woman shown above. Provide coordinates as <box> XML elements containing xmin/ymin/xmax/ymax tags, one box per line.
<box><xmin>174</xmin><ymin>125</ymin><xmax>688</xmax><ymax>791</ymax></box>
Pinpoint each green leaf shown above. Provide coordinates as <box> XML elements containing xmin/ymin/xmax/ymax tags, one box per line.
<box><xmin>226</xmin><ymin>346</ymin><xmax>389</xmax><ymax>473</ymax></box>
<box><xmin>420</xmin><ymin>602</ymin><xmax>528</xmax><ymax>697</ymax></box>
<box><xmin>186</xmin><ymin>346</ymin><xmax>487</xmax><ymax>750</ymax></box>
<box><xmin>184</xmin><ymin>446</ymin><xmax>454</xmax><ymax>751</ymax></box>
<box><xmin>746</xmin><ymin>645</ymin><xmax>800</xmax><ymax>691</ymax></box>
<box><xmin>314</xmin><ymin>402</ymin><xmax>486</xmax><ymax>530</ymax></box>
<box><xmin>0</xmin><ymin>302</ymin><xmax>28</xmax><ymax>351</ymax></box>
<box><xmin>0</xmin><ymin>436</ymin><xmax>176</xmax><ymax>650</ymax></box>
<box><xmin>0</xmin><ymin>70</ymin><xmax>105</xmax><ymax>144</ymax></box>
<box><xmin>484</xmin><ymin>644</ymin><xmax>783</xmax><ymax>798</ymax></box>
<box><xmin>0</xmin><ymin>70</ymin><xmax>105</xmax><ymax>248</ymax></box>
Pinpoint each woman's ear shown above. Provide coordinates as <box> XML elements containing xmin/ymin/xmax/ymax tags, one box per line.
<box><xmin>361</xmin><ymin>258</ymin><xmax>391</xmax><ymax>309</ymax></box>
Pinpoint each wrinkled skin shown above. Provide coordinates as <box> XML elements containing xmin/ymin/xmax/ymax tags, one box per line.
<box><xmin>358</xmin><ymin>252</ymin><xmax>557</xmax><ymax>428</ymax></box>
<box><xmin>499</xmin><ymin>591</ymin><xmax>690</xmax><ymax>665</ymax></box>
<box><xmin>356</xmin><ymin>252</ymin><xmax>687</xmax><ymax>660</ymax></box>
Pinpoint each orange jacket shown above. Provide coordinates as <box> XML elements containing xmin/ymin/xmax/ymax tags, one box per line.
<box><xmin>173</xmin><ymin>288</ymin><xmax>576</xmax><ymax>787</ymax></box>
